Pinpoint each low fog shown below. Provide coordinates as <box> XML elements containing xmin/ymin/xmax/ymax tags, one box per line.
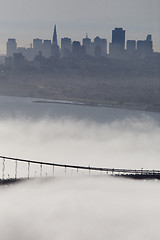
<box><xmin>0</xmin><ymin>176</ymin><xmax>160</xmax><ymax>240</ymax></box>
<box><xmin>0</xmin><ymin>109</ymin><xmax>160</xmax><ymax>239</ymax></box>
<box><xmin>0</xmin><ymin>115</ymin><xmax>160</xmax><ymax>171</ymax></box>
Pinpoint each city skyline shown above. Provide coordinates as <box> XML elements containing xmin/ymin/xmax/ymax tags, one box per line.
<box><xmin>0</xmin><ymin>0</ymin><xmax>159</xmax><ymax>54</ymax></box>
<box><xmin>1</xmin><ymin>23</ymin><xmax>160</xmax><ymax>55</ymax></box>
<box><xmin>5</xmin><ymin>25</ymin><xmax>156</xmax><ymax>62</ymax></box>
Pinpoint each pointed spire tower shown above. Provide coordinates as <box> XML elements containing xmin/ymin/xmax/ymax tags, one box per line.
<box><xmin>51</xmin><ymin>24</ymin><xmax>60</xmax><ymax>58</ymax></box>
<box><xmin>53</xmin><ymin>25</ymin><xmax>58</xmax><ymax>46</ymax></box>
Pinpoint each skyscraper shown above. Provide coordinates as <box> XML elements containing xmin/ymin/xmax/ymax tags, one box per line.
<box><xmin>126</xmin><ymin>40</ymin><xmax>136</xmax><ymax>56</ymax></box>
<box><xmin>33</xmin><ymin>38</ymin><xmax>43</xmax><ymax>56</ymax></box>
<box><xmin>52</xmin><ymin>25</ymin><xmax>58</xmax><ymax>46</ymax></box>
<box><xmin>109</xmin><ymin>28</ymin><xmax>125</xmax><ymax>58</ymax></box>
<box><xmin>61</xmin><ymin>38</ymin><xmax>72</xmax><ymax>58</ymax></box>
<box><xmin>112</xmin><ymin>28</ymin><xmax>125</xmax><ymax>48</ymax></box>
<box><xmin>6</xmin><ymin>39</ymin><xmax>17</xmax><ymax>57</ymax></box>
<box><xmin>94</xmin><ymin>37</ymin><xmax>107</xmax><ymax>57</ymax></box>
<box><xmin>51</xmin><ymin>25</ymin><xmax>60</xmax><ymax>58</ymax></box>
<box><xmin>72</xmin><ymin>41</ymin><xmax>85</xmax><ymax>58</ymax></box>
<box><xmin>82</xmin><ymin>35</ymin><xmax>91</xmax><ymax>56</ymax></box>
<box><xmin>43</xmin><ymin>40</ymin><xmax>52</xmax><ymax>58</ymax></box>
<box><xmin>137</xmin><ymin>35</ymin><xmax>153</xmax><ymax>57</ymax></box>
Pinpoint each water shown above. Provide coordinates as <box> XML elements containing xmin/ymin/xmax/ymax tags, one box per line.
<box><xmin>0</xmin><ymin>95</ymin><xmax>159</xmax><ymax>123</ymax></box>
<box><xmin>0</xmin><ymin>95</ymin><xmax>160</xmax><ymax>240</ymax></box>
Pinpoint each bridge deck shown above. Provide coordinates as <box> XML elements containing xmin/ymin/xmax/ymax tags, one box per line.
<box><xmin>0</xmin><ymin>155</ymin><xmax>160</xmax><ymax>182</ymax></box>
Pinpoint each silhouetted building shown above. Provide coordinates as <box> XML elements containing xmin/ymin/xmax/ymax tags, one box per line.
<box><xmin>112</xmin><ymin>28</ymin><xmax>125</xmax><ymax>47</ymax></box>
<box><xmin>51</xmin><ymin>25</ymin><xmax>60</xmax><ymax>58</ymax></box>
<box><xmin>109</xmin><ymin>28</ymin><xmax>125</xmax><ymax>58</ymax></box>
<box><xmin>145</xmin><ymin>34</ymin><xmax>153</xmax><ymax>55</ymax></box>
<box><xmin>72</xmin><ymin>41</ymin><xmax>86</xmax><ymax>58</ymax></box>
<box><xmin>72</xmin><ymin>41</ymin><xmax>81</xmax><ymax>58</ymax></box>
<box><xmin>94</xmin><ymin>37</ymin><xmax>107</xmax><ymax>57</ymax></box>
<box><xmin>53</xmin><ymin>25</ymin><xmax>58</xmax><ymax>46</ymax></box>
<box><xmin>7</xmin><ymin>39</ymin><xmax>17</xmax><ymax>57</ymax></box>
<box><xmin>16</xmin><ymin>45</ymin><xmax>35</xmax><ymax>61</ymax></box>
<box><xmin>137</xmin><ymin>35</ymin><xmax>153</xmax><ymax>57</ymax></box>
<box><xmin>82</xmin><ymin>34</ymin><xmax>91</xmax><ymax>56</ymax></box>
<box><xmin>61</xmin><ymin>38</ymin><xmax>72</xmax><ymax>58</ymax></box>
<box><xmin>126</xmin><ymin>40</ymin><xmax>136</xmax><ymax>56</ymax></box>
<box><xmin>43</xmin><ymin>40</ymin><xmax>52</xmax><ymax>58</ymax></box>
<box><xmin>95</xmin><ymin>45</ymin><xmax>102</xmax><ymax>58</ymax></box>
<box><xmin>89</xmin><ymin>42</ymin><xmax>95</xmax><ymax>56</ymax></box>
<box><xmin>5</xmin><ymin>25</ymin><xmax>157</xmax><ymax>66</ymax></box>
<box><xmin>33</xmin><ymin>38</ymin><xmax>43</xmax><ymax>56</ymax></box>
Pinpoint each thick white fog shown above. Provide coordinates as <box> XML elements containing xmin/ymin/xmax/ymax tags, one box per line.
<box><xmin>0</xmin><ymin>176</ymin><xmax>160</xmax><ymax>240</ymax></box>
<box><xmin>0</xmin><ymin>106</ymin><xmax>160</xmax><ymax>240</ymax></box>
<box><xmin>0</xmin><ymin>116</ymin><xmax>160</xmax><ymax>171</ymax></box>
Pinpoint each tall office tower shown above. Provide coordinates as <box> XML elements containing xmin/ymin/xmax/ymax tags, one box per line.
<box><xmin>137</xmin><ymin>34</ymin><xmax>153</xmax><ymax>57</ymax></box>
<box><xmin>146</xmin><ymin>34</ymin><xmax>153</xmax><ymax>54</ymax></box>
<box><xmin>126</xmin><ymin>40</ymin><xmax>136</xmax><ymax>56</ymax></box>
<box><xmin>6</xmin><ymin>39</ymin><xmax>17</xmax><ymax>57</ymax></box>
<box><xmin>33</xmin><ymin>38</ymin><xmax>43</xmax><ymax>56</ymax></box>
<box><xmin>72</xmin><ymin>41</ymin><xmax>85</xmax><ymax>58</ymax></box>
<box><xmin>43</xmin><ymin>40</ymin><xmax>52</xmax><ymax>58</ymax></box>
<box><xmin>112</xmin><ymin>28</ymin><xmax>125</xmax><ymax>48</ymax></box>
<box><xmin>51</xmin><ymin>25</ymin><xmax>59</xmax><ymax>58</ymax></box>
<box><xmin>72</xmin><ymin>41</ymin><xmax>81</xmax><ymax>58</ymax></box>
<box><xmin>82</xmin><ymin>35</ymin><xmax>91</xmax><ymax>56</ymax></box>
<box><xmin>94</xmin><ymin>37</ymin><xmax>107</xmax><ymax>57</ymax></box>
<box><xmin>89</xmin><ymin>42</ymin><xmax>95</xmax><ymax>56</ymax></box>
<box><xmin>61</xmin><ymin>38</ymin><xmax>72</xmax><ymax>58</ymax></box>
<box><xmin>109</xmin><ymin>28</ymin><xmax>125</xmax><ymax>58</ymax></box>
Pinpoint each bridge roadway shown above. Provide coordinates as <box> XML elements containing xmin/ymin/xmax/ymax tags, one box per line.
<box><xmin>0</xmin><ymin>155</ymin><xmax>160</xmax><ymax>183</ymax></box>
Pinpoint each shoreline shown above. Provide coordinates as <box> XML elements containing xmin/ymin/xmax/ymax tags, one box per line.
<box><xmin>0</xmin><ymin>94</ymin><xmax>160</xmax><ymax>115</ymax></box>
<box><xmin>32</xmin><ymin>98</ymin><xmax>160</xmax><ymax>114</ymax></box>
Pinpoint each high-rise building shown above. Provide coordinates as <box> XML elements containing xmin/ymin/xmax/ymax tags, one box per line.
<box><xmin>72</xmin><ymin>41</ymin><xmax>85</xmax><ymax>58</ymax></box>
<box><xmin>109</xmin><ymin>28</ymin><xmax>125</xmax><ymax>58</ymax></box>
<box><xmin>52</xmin><ymin>25</ymin><xmax>58</xmax><ymax>46</ymax></box>
<box><xmin>82</xmin><ymin>35</ymin><xmax>91</xmax><ymax>56</ymax></box>
<box><xmin>61</xmin><ymin>38</ymin><xmax>72</xmax><ymax>58</ymax></box>
<box><xmin>43</xmin><ymin>40</ymin><xmax>51</xmax><ymax>58</ymax></box>
<box><xmin>94</xmin><ymin>37</ymin><xmax>107</xmax><ymax>57</ymax></box>
<box><xmin>33</xmin><ymin>38</ymin><xmax>43</xmax><ymax>56</ymax></box>
<box><xmin>6</xmin><ymin>39</ymin><xmax>17</xmax><ymax>57</ymax></box>
<box><xmin>126</xmin><ymin>40</ymin><xmax>136</xmax><ymax>56</ymax></box>
<box><xmin>51</xmin><ymin>25</ymin><xmax>60</xmax><ymax>58</ymax></box>
<box><xmin>146</xmin><ymin>34</ymin><xmax>153</xmax><ymax>55</ymax></box>
<box><xmin>137</xmin><ymin>35</ymin><xmax>153</xmax><ymax>57</ymax></box>
<box><xmin>112</xmin><ymin>28</ymin><xmax>125</xmax><ymax>48</ymax></box>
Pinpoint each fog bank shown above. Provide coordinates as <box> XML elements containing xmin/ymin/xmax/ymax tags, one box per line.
<box><xmin>0</xmin><ymin>115</ymin><xmax>160</xmax><ymax>172</ymax></box>
<box><xmin>0</xmin><ymin>113</ymin><xmax>160</xmax><ymax>239</ymax></box>
<box><xmin>0</xmin><ymin>176</ymin><xmax>159</xmax><ymax>240</ymax></box>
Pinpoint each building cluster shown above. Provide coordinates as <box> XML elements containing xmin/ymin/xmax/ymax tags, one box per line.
<box><xmin>6</xmin><ymin>25</ymin><xmax>155</xmax><ymax>66</ymax></box>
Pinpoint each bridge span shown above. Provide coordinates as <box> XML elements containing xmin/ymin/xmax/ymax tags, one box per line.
<box><xmin>0</xmin><ymin>155</ymin><xmax>160</xmax><ymax>184</ymax></box>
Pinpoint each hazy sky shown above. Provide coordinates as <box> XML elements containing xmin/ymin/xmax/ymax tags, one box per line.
<box><xmin>0</xmin><ymin>0</ymin><xmax>160</xmax><ymax>53</ymax></box>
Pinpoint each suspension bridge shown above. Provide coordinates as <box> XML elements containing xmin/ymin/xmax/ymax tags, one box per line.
<box><xmin>0</xmin><ymin>155</ymin><xmax>160</xmax><ymax>185</ymax></box>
